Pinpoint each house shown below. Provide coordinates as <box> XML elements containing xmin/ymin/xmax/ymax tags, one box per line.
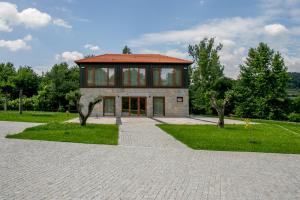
<box><xmin>75</xmin><ymin>54</ymin><xmax>193</xmax><ymax>117</ymax></box>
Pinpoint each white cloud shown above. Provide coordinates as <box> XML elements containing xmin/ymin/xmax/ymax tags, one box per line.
<box><xmin>140</xmin><ymin>49</ymin><xmax>188</xmax><ymax>59</ymax></box>
<box><xmin>84</xmin><ymin>44</ymin><xmax>100</xmax><ymax>51</ymax></box>
<box><xmin>55</xmin><ymin>51</ymin><xmax>83</xmax><ymax>62</ymax></box>
<box><xmin>284</xmin><ymin>55</ymin><xmax>300</xmax><ymax>72</ymax></box>
<box><xmin>129</xmin><ymin>17</ymin><xmax>264</xmax><ymax>47</ymax></box>
<box><xmin>18</xmin><ymin>8</ymin><xmax>51</xmax><ymax>28</ymax></box>
<box><xmin>129</xmin><ymin>2</ymin><xmax>300</xmax><ymax>78</ymax></box>
<box><xmin>264</xmin><ymin>24</ymin><xmax>288</xmax><ymax>36</ymax></box>
<box><xmin>0</xmin><ymin>34</ymin><xmax>32</xmax><ymax>51</ymax></box>
<box><xmin>0</xmin><ymin>2</ymin><xmax>71</xmax><ymax>32</ymax></box>
<box><xmin>53</xmin><ymin>18</ymin><xmax>72</xmax><ymax>29</ymax></box>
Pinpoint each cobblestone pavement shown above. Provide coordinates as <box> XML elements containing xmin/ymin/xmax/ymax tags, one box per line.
<box><xmin>0</xmin><ymin>120</ymin><xmax>300</xmax><ymax>200</ymax></box>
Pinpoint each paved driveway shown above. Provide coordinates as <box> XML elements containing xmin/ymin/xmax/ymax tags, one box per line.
<box><xmin>0</xmin><ymin>120</ymin><xmax>300</xmax><ymax>199</ymax></box>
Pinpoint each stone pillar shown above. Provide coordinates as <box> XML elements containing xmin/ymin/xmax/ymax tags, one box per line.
<box><xmin>115</xmin><ymin>96</ymin><xmax>121</xmax><ymax>117</ymax></box>
<box><xmin>147</xmin><ymin>96</ymin><xmax>153</xmax><ymax>117</ymax></box>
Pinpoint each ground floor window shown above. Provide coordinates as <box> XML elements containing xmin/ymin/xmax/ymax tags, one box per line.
<box><xmin>103</xmin><ymin>97</ymin><xmax>115</xmax><ymax>116</ymax></box>
<box><xmin>122</xmin><ymin>97</ymin><xmax>146</xmax><ymax>116</ymax></box>
<box><xmin>153</xmin><ymin>97</ymin><xmax>165</xmax><ymax>116</ymax></box>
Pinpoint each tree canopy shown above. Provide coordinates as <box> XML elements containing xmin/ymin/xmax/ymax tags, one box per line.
<box><xmin>234</xmin><ymin>43</ymin><xmax>289</xmax><ymax>119</ymax></box>
<box><xmin>122</xmin><ymin>45</ymin><xmax>132</xmax><ymax>54</ymax></box>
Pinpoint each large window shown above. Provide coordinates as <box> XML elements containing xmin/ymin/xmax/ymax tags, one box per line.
<box><xmin>153</xmin><ymin>67</ymin><xmax>182</xmax><ymax>87</ymax></box>
<box><xmin>87</xmin><ymin>67</ymin><xmax>115</xmax><ymax>86</ymax></box>
<box><xmin>122</xmin><ymin>67</ymin><xmax>146</xmax><ymax>87</ymax></box>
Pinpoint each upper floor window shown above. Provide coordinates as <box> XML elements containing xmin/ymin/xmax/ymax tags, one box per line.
<box><xmin>87</xmin><ymin>67</ymin><xmax>115</xmax><ymax>86</ymax></box>
<box><xmin>153</xmin><ymin>67</ymin><xmax>182</xmax><ymax>87</ymax></box>
<box><xmin>122</xmin><ymin>67</ymin><xmax>146</xmax><ymax>87</ymax></box>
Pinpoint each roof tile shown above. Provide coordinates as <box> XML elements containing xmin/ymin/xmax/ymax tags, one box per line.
<box><xmin>75</xmin><ymin>54</ymin><xmax>193</xmax><ymax>64</ymax></box>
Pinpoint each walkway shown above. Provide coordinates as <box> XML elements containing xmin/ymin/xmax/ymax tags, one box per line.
<box><xmin>119</xmin><ymin>117</ymin><xmax>185</xmax><ymax>148</ymax></box>
<box><xmin>0</xmin><ymin>120</ymin><xmax>299</xmax><ymax>199</ymax></box>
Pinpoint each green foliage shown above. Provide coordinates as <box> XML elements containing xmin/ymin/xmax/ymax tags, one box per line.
<box><xmin>0</xmin><ymin>62</ymin><xmax>79</xmax><ymax>112</ymax></box>
<box><xmin>288</xmin><ymin>112</ymin><xmax>300</xmax><ymax>122</ymax></box>
<box><xmin>188</xmin><ymin>38</ymin><xmax>224</xmax><ymax>114</ymax></box>
<box><xmin>234</xmin><ymin>43</ymin><xmax>289</xmax><ymax>120</ymax></box>
<box><xmin>6</xmin><ymin>122</ymin><xmax>118</xmax><ymax>145</ymax></box>
<box><xmin>39</xmin><ymin>63</ymin><xmax>79</xmax><ymax>111</ymax></box>
<box><xmin>14</xmin><ymin>66</ymin><xmax>40</xmax><ymax>97</ymax></box>
<box><xmin>122</xmin><ymin>45</ymin><xmax>132</xmax><ymax>54</ymax></box>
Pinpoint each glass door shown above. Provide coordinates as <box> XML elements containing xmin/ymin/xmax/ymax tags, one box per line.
<box><xmin>153</xmin><ymin>97</ymin><xmax>165</xmax><ymax>116</ymax></box>
<box><xmin>103</xmin><ymin>97</ymin><xmax>115</xmax><ymax>116</ymax></box>
<box><xmin>122</xmin><ymin>97</ymin><xmax>146</xmax><ymax>116</ymax></box>
<box><xmin>130</xmin><ymin>97</ymin><xmax>138</xmax><ymax>116</ymax></box>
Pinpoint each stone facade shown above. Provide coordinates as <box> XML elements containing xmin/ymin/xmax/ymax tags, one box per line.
<box><xmin>80</xmin><ymin>88</ymin><xmax>189</xmax><ymax>117</ymax></box>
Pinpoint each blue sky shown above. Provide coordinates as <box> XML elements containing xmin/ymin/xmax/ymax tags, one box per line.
<box><xmin>0</xmin><ymin>0</ymin><xmax>300</xmax><ymax>77</ymax></box>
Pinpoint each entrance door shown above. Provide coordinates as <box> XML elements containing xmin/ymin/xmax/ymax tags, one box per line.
<box><xmin>103</xmin><ymin>97</ymin><xmax>115</xmax><ymax>116</ymax></box>
<box><xmin>122</xmin><ymin>97</ymin><xmax>146</xmax><ymax>116</ymax></box>
<box><xmin>153</xmin><ymin>97</ymin><xmax>165</xmax><ymax>116</ymax></box>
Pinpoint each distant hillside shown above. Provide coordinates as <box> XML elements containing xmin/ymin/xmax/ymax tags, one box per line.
<box><xmin>288</xmin><ymin>72</ymin><xmax>300</xmax><ymax>98</ymax></box>
<box><xmin>288</xmin><ymin>72</ymin><xmax>300</xmax><ymax>89</ymax></box>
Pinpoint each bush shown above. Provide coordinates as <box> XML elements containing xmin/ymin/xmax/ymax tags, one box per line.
<box><xmin>288</xmin><ymin>112</ymin><xmax>300</xmax><ymax>122</ymax></box>
<box><xmin>58</xmin><ymin>105</ymin><xmax>65</xmax><ymax>112</ymax></box>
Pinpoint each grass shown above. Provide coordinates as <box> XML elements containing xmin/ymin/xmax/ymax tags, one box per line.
<box><xmin>6</xmin><ymin>122</ymin><xmax>118</xmax><ymax>145</ymax></box>
<box><xmin>0</xmin><ymin>111</ymin><xmax>77</xmax><ymax>123</ymax></box>
<box><xmin>157</xmin><ymin>122</ymin><xmax>300</xmax><ymax>154</ymax></box>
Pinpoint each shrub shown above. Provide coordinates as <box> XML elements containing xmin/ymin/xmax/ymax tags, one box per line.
<box><xmin>58</xmin><ymin>105</ymin><xmax>65</xmax><ymax>112</ymax></box>
<box><xmin>288</xmin><ymin>112</ymin><xmax>300</xmax><ymax>122</ymax></box>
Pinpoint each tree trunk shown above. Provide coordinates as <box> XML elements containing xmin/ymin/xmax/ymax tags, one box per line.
<box><xmin>19</xmin><ymin>89</ymin><xmax>23</xmax><ymax>115</ymax></box>
<box><xmin>217</xmin><ymin>111</ymin><xmax>224</xmax><ymax>128</ymax></box>
<box><xmin>77</xmin><ymin>99</ymin><xmax>100</xmax><ymax>126</ymax></box>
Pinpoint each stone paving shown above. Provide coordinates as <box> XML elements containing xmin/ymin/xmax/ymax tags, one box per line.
<box><xmin>0</xmin><ymin>120</ymin><xmax>300</xmax><ymax>199</ymax></box>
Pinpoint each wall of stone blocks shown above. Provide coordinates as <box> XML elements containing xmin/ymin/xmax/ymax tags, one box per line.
<box><xmin>79</xmin><ymin>88</ymin><xmax>189</xmax><ymax>117</ymax></box>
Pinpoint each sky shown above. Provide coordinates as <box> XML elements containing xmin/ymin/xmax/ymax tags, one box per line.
<box><xmin>0</xmin><ymin>0</ymin><xmax>300</xmax><ymax>78</ymax></box>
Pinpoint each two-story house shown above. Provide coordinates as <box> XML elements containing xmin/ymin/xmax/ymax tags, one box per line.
<box><xmin>75</xmin><ymin>54</ymin><xmax>192</xmax><ymax>117</ymax></box>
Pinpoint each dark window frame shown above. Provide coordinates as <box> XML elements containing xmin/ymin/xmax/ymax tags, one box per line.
<box><xmin>152</xmin><ymin>66</ymin><xmax>183</xmax><ymax>88</ymax></box>
<box><xmin>122</xmin><ymin>67</ymin><xmax>147</xmax><ymax>88</ymax></box>
<box><xmin>85</xmin><ymin>66</ymin><xmax>115</xmax><ymax>87</ymax></box>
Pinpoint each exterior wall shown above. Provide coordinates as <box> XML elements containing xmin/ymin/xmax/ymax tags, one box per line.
<box><xmin>80</xmin><ymin>88</ymin><xmax>189</xmax><ymax>117</ymax></box>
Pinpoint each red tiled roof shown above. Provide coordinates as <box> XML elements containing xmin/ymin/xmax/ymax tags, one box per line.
<box><xmin>75</xmin><ymin>54</ymin><xmax>193</xmax><ymax>64</ymax></box>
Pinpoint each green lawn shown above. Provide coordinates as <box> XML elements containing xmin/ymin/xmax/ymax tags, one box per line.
<box><xmin>6</xmin><ymin>122</ymin><xmax>118</xmax><ymax>145</ymax></box>
<box><xmin>157</xmin><ymin>122</ymin><xmax>300</xmax><ymax>154</ymax></box>
<box><xmin>0</xmin><ymin>111</ymin><xmax>77</xmax><ymax>123</ymax></box>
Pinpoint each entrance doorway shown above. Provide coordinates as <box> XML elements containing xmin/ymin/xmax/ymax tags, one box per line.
<box><xmin>153</xmin><ymin>97</ymin><xmax>165</xmax><ymax>116</ymax></box>
<box><xmin>122</xmin><ymin>97</ymin><xmax>146</xmax><ymax>116</ymax></box>
<box><xmin>103</xmin><ymin>97</ymin><xmax>115</xmax><ymax>116</ymax></box>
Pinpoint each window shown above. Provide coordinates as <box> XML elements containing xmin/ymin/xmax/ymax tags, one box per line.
<box><xmin>86</xmin><ymin>67</ymin><xmax>115</xmax><ymax>86</ymax></box>
<box><xmin>122</xmin><ymin>67</ymin><xmax>146</xmax><ymax>87</ymax></box>
<box><xmin>153</xmin><ymin>67</ymin><xmax>182</xmax><ymax>87</ymax></box>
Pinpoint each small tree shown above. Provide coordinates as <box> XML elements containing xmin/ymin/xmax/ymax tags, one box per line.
<box><xmin>208</xmin><ymin>90</ymin><xmax>232</xmax><ymax>128</ymax></box>
<box><xmin>0</xmin><ymin>82</ymin><xmax>14</xmax><ymax>111</ymax></box>
<box><xmin>122</xmin><ymin>45</ymin><xmax>132</xmax><ymax>54</ymax></box>
<box><xmin>74</xmin><ymin>91</ymin><xmax>102</xmax><ymax>126</ymax></box>
<box><xmin>188</xmin><ymin>38</ymin><xmax>224</xmax><ymax>114</ymax></box>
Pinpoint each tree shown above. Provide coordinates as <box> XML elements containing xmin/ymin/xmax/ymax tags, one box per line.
<box><xmin>122</xmin><ymin>45</ymin><xmax>132</xmax><ymax>54</ymax></box>
<box><xmin>14</xmin><ymin>66</ymin><xmax>40</xmax><ymax>114</ymax></box>
<box><xmin>0</xmin><ymin>62</ymin><xmax>16</xmax><ymax>111</ymax></box>
<box><xmin>41</xmin><ymin>63</ymin><xmax>79</xmax><ymax>111</ymax></box>
<box><xmin>209</xmin><ymin>90</ymin><xmax>232</xmax><ymax>128</ymax></box>
<box><xmin>234</xmin><ymin>43</ymin><xmax>289</xmax><ymax>119</ymax></box>
<box><xmin>188</xmin><ymin>38</ymin><xmax>224</xmax><ymax>113</ymax></box>
<box><xmin>74</xmin><ymin>91</ymin><xmax>102</xmax><ymax>126</ymax></box>
<box><xmin>0</xmin><ymin>82</ymin><xmax>14</xmax><ymax>111</ymax></box>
